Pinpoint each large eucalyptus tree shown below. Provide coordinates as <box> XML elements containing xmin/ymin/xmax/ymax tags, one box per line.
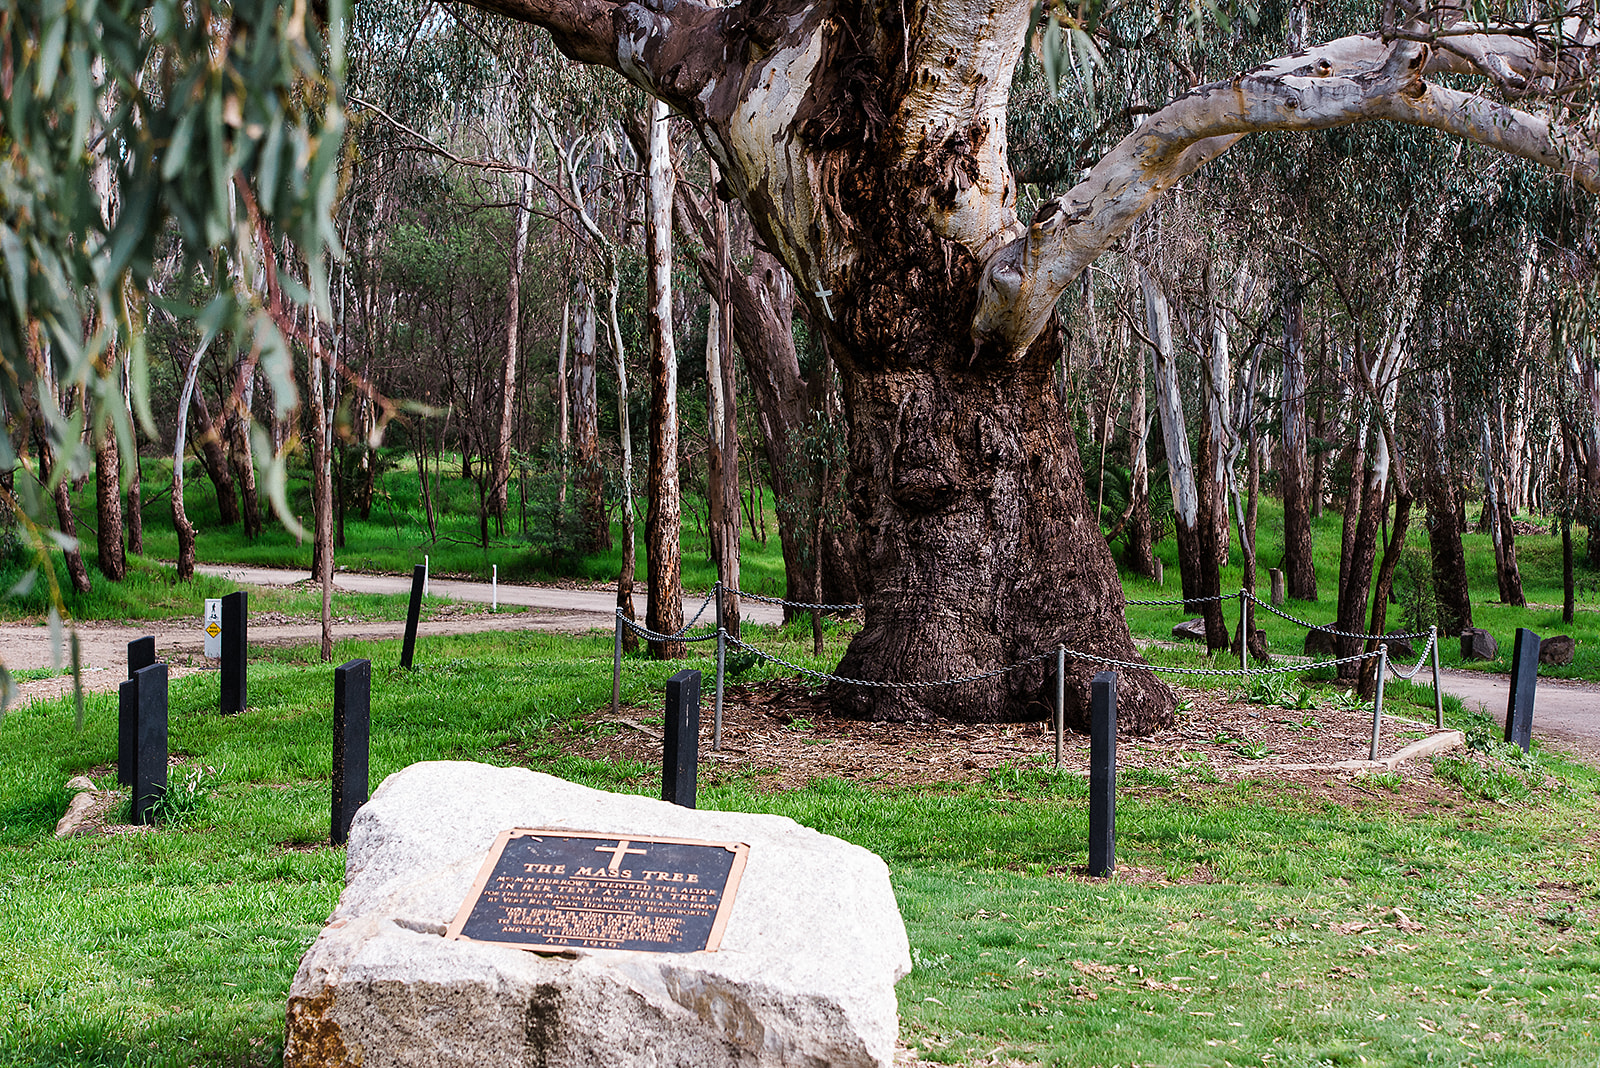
<box><xmin>450</xmin><ymin>0</ymin><xmax>1597</xmax><ymax>728</ymax></box>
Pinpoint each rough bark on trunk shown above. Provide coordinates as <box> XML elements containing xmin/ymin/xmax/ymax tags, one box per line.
<box><xmin>572</xmin><ymin>282</ymin><xmax>606</xmax><ymax>550</ymax></box>
<box><xmin>228</xmin><ymin>360</ymin><xmax>263</xmax><ymax>539</ymax></box>
<box><xmin>192</xmin><ymin>388</ymin><xmax>240</xmax><ymax>526</ymax></box>
<box><xmin>94</xmin><ymin>412</ymin><xmax>126</xmax><ymax>581</ymax></box>
<box><xmin>1359</xmin><ymin>493</ymin><xmax>1413</xmax><ymax>696</ymax></box>
<box><xmin>644</xmin><ymin>100</ymin><xmax>685</xmax><ymax>660</ymax></box>
<box><xmin>1280</xmin><ymin>276</ymin><xmax>1317</xmax><ymax>601</ymax></box>
<box><xmin>1423</xmin><ymin>377</ymin><xmax>1472</xmax><ymax>633</ymax></box>
<box><xmin>172</xmin><ymin>344</ymin><xmax>206</xmax><ymax>582</ymax></box>
<box><xmin>1124</xmin><ymin>323</ymin><xmax>1156</xmax><ymax>578</ymax></box>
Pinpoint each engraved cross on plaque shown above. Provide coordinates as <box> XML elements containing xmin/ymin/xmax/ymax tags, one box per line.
<box><xmin>595</xmin><ymin>839</ymin><xmax>648</xmax><ymax>869</ymax></box>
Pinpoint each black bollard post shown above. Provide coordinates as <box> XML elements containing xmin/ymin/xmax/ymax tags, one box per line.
<box><xmin>1088</xmin><ymin>670</ymin><xmax>1117</xmax><ymax>878</ymax></box>
<box><xmin>221</xmin><ymin>591</ymin><xmax>247</xmax><ymax>713</ymax></box>
<box><xmin>1505</xmin><ymin>627</ymin><xmax>1540</xmax><ymax>753</ymax></box>
<box><xmin>662</xmin><ymin>669</ymin><xmax>701</xmax><ymax>808</ymax></box>
<box><xmin>132</xmin><ymin>663</ymin><xmax>168</xmax><ymax>825</ymax></box>
<box><xmin>119</xmin><ymin>637</ymin><xmax>157</xmax><ymax>786</ymax></box>
<box><xmin>332</xmin><ymin>658</ymin><xmax>372</xmax><ymax>845</ymax></box>
<box><xmin>128</xmin><ymin>636</ymin><xmax>155</xmax><ymax>676</ymax></box>
<box><xmin>401</xmin><ymin>564</ymin><xmax>426</xmax><ymax>669</ymax></box>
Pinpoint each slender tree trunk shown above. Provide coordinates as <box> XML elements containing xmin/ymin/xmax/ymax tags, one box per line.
<box><xmin>608</xmin><ymin>263</ymin><xmax>640</xmax><ymax>655</ymax></box>
<box><xmin>1423</xmin><ymin>375</ymin><xmax>1472</xmax><ymax>633</ymax></box>
<box><xmin>1142</xmin><ymin>262</ymin><xmax>1222</xmax><ymax>648</ymax></box>
<box><xmin>310</xmin><ymin>324</ymin><xmax>336</xmax><ymax>662</ymax></box>
<box><xmin>707</xmin><ymin>162</ymin><xmax>743</xmax><ymax>638</ymax></box>
<box><xmin>1280</xmin><ymin>276</ymin><xmax>1317</xmax><ymax>600</ymax></box>
<box><xmin>123</xmin><ymin>360</ymin><xmax>143</xmax><ymax>556</ymax></box>
<box><xmin>556</xmin><ymin>297</ymin><xmax>571</xmax><ymax>511</ymax></box>
<box><xmin>1360</xmin><ymin>493</ymin><xmax>1413</xmax><ymax>696</ymax></box>
<box><xmin>1124</xmin><ymin>317</ymin><xmax>1156</xmax><ymax>578</ymax></box>
<box><xmin>229</xmin><ymin>361</ymin><xmax>262</xmax><ymax>538</ymax></box>
<box><xmin>573</xmin><ymin>282</ymin><xmax>606</xmax><ymax>550</ymax></box>
<box><xmin>94</xmin><ymin>403</ymin><xmax>126</xmax><ymax>580</ymax></box>
<box><xmin>644</xmin><ymin>100</ymin><xmax>685</xmax><ymax>659</ymax></box>
<box><xmin>30</xmin><ymin>344</ymin><xmax>94</xmax><ymax>594</ymax></box>
<box><xmin>172</xmin><ymin>345</ymin><xmax>205</xmax><ymax>581</ymax></box>
<box><xmin>493</xmin><ymin>119</ymin><xmax>539</xmax><ymax>525</ymax></box>
<box><xmin>192</xmin><ymin>388</ymin><xmax>240</xmax><ymax>526</ymax></box>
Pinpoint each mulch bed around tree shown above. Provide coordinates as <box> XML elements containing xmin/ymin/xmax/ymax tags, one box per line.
<box><xmin>548</xmin><ymin>676</ymin><xmax>1455</xmax><ymax>799</ymax></box>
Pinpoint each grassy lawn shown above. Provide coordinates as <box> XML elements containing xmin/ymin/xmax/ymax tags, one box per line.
<box><xmin>3</xmin><ymin>624</ymin><xmax>1598</xmax><ymax>1067</ymax></box>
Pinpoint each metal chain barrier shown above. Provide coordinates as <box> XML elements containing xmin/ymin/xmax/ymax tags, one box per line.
<box><xmin>1386</xmin><ymin>629</ymin><xmax>1436</xmax><ymax>681</ymax></box>
<box><xmin>618</xmin><ymin>614</ymin><xmax>721</xmax><ymax>645</ymax></box>
<box><xmin>1125</xmin><ymin>593</ymin><xmax>1237</xmax><ymax>607</ymax></box>
<box><xmin>724</xmin><ymin>635</ymin><xmax>1056</xmax><ymax>689</ymax></box>
<box><xmin>1244</xmin><ymin>591</ymin><xmax>1430</xmax><ymax>642</ymax></box>
<box><xmin>729</xmin><ymin>586</ymin><xmax>864</xmax><ymax>613</ymax></box>
<box><xmin>1061</xmin><ymin>645</ymin><xmax>1383</xmax><ymax>677</ymax></box>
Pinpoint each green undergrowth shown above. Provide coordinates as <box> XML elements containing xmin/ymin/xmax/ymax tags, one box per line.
<box><xmin>3</xmin><ymin>627</ymin><xmax>1598</xmax><ymax>1066</ymax></box>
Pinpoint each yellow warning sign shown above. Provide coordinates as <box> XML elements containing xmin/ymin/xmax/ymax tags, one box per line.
<box><xmin>206</xmin><ymin>623</ymin><xmax>221</xmax><ymax>638</ymax></box>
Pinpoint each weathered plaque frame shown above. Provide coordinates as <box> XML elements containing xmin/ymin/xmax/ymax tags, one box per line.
<box><xmin>446</xmin><ymin>829</ymin><xmax>749</xmax><ymax>954</ymax></box>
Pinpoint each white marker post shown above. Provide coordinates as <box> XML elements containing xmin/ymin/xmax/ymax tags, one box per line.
<box><xmin>424</xmin><ymin>554</ymin><xmax>430</xmax><ymax>598</ymax></box>
<box><xmin>492</xmin><ymin>565</ymin><xmax>498</xmax><ymax>612</ymax></box>
<box><xmin>203</xmin><ymin>598</ymin><xmax>222</xmax><ymax>659</ymax></box>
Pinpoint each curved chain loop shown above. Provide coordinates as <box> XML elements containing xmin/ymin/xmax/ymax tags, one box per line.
<box><xmin>729</xmin><ymin>587</ymin><xmax>864</xmax><ymax>613</ymax></box>
<box><xmin>725</xmin><ymin>636</ymin><xmax>1054</xmax><ymax>689</ymax></box>
<box><xmin>1386</xmin><ymin>631</ymin><xmax>1436</xmax><ymax>681</ymax></box>
<box><xmin>618</xmin><ymin>614</ymin><xmax>721</xmax><ymax>645</ymax></box>
<box><xmin>1244</xmin><ymin>592</ymin><xmax>1429</xmax><ymax>642</ymax></box>
<box><xmin>1125</xmin><ymin>593</ymin><xmax>1238</xmax><ymax>607</ymax></box>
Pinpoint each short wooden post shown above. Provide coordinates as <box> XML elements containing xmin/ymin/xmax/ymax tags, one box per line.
<box><xmin>1153</xmin><ymin>559</ymin><xmax>1164</xmax><ymax>587</ymax></box>
<box><xmin>663</xmin><ymin>669</ymin><xmax>701</xmax><ymax>808</ymax></box>
<box><xmin>332</xmin><ymin>658</ymin><xmax>372</xmax><ymax>845</ymax></box>
<box><xmin>1269</xmin><ymin>568</ymin><xmax>1285</xmax><ymax>607</ymax></box>
<box><xmin>132</xmin><ymin>663</ymin><xmax>168</xmax><ymax>826</ymax></box>
<box><xmin>1505</xmin><ymin>627</ymin><xmax>1540</xmax><ymax>752</ymax></box>
<box><xmin>220</xmin><ymin>591</ymin><xmax>247</xmax><ymax>714</ymax></box>
<box><xmin>1088</xmin><ymin>671</ymin><xmax>1117</xmax><ymax>878</ymax></box>
<box><xmin>401</xmin><ymin>564</ymin><xmax>425</xmax><ymax>669</ymax></box>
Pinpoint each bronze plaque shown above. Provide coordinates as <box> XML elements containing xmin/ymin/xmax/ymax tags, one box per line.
<box><xmin>445</xmin><ymin>829</ymin><xmax>749</xmax><ymax>953</ymax></box>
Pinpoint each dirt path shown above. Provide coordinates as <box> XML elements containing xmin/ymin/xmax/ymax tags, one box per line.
<box><xmin>4</xmin><ymin>565</ymin><xmax>1597</xmax><ymax>764</ymax></box>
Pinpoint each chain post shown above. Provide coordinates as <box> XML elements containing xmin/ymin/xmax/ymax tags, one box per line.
<box><xmin>1429</xmin><ymin>625</ymin><xmax>1443</xmax><ymax>729</ymax></box>
<box><xmin>714</xmin><ymin>579</ymin><xmax>723</xmax><ymax>636</ymax></box>
<box><xmin>1369</xmin><ymin>644</ymin><xmax>1389</xmax><ymax>761</ymax></box>
<box><xmin>1238</xmin><ymin>588</ymin><xmax>1249</xmax><ymax>679</ymax></box>
<box><xmin>1055</xmin><ymin>645</ymin><xmax>1066</xmax><ymax>768</ymax></box>
<box><xmin>612</xmin><ymin>609</ymin><xmax>624</xmax><ymax>716</ymax></box>
<box><xmin>714</xmin><ymin>627</ymin><xmax>727</xmax><ymax>751</ymax></box>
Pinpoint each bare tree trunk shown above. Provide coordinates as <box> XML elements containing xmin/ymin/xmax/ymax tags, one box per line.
<box><xmin>707</xmin><ymin>162</ymin><xmax>742</xmax><ymax>638</ymax></box>
<box><xmin>192</xmin><ymin>388</ymin><xmax>240</xmax><ymax>526</ymax></box>
<box><xmin>1202</xmin><ymin>264</ymin><xmax>1233</xmax><ymax>571</ymax></box>
<box><xmin>1484</xmin><ymin>414</ymin><xmax>1525</xmax><ymax>606</ymax></box>
<box><xmin>172</xmin><ymin>344</ymin><xmax>206</xmax><ymax>582</ymax></box>
<box><xmin>1141</xmin><ymin>261</ymin><xmax>1223</xmax><ymax>648</ymax></box>
<box><xmin>94</xmin><ymin>401</ymin><xmax>126</xmax><ymax>580</ymax></box>
<box><xmin>123</xmin><ymin>359</ymin><xmax>143</xmax><ymax>556</ymax></box>
<box><xmin>1423</xmin><ymin>373</ymin><xmax>1472</xmax><ymax>633</ymax></box>
<box><xmin>28</xmin><ymin>337</ymin><xmax>93</xmax><ymax>594</ymax></box>
<box><xmin>492</xmin><ymin>119</ymin><xmax>539</xmax><ymax>525</ymax></box>
<box><xmin>608</xmin><ymin>263</ymin><xmax>640</xmax><ymax>654</ymax></box>
<box><xmin>1280</xmin><ymin>275</ymin><xmax>1317</xmax><ymax>600</ymax></box>
<box><xmin>310</xmin><ymin>322</ymin><xmax>336</xmax><ymax>662</ymax></box>
<box><xmin>572</xmin><ymin>282</ymin><xmax>606</xmax><ymax>550</ymax></box>
<box><xmin>644</xmin><ymin>100</ymin><xmax>684</xmax><ymax>659</ymax></box>
<box><xmin>229</xmin><ymin>360</ymin><xmax>262</xmax><ymax>539</ymax></box>
<box><xmin>556</xmin><ymin>297</ymin><xmax>571</xmax><ymax>511</ymax></box>
<box><xmin>1124</xmin><ymin>312</ymin><xmax>1156</xmax><ymax>578</ymax></box>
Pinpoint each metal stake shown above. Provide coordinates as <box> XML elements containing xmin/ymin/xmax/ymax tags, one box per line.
<box><xmin>1054</xmin><ymin>644</ymin><xmax>1065</xmax><ymax>768</ymax></box>
<box><xmin>1369</xmin><ymin>644</ymin><xmax>1389</xmax><ymax>761</ymax></box>
<box><xmin>714</xmin><ymin>627</ymin><xmax>727</xmax><ymax>752</ymax></box>
<box><xmin>1429</xmin><ymin>625</ymin><xmax>1443</xmax><ymax>729</ymax></box>
<box><xmin>492</xmin><ymin>565</ymin><xmax>497</xmax><ymax>612</ymax></box>
<box><xmin>1238</xmin><ymin>587</ymin><xmax>1249</xmax><ymax>678</ymax></box>
<box><xmin>612</xmin><ymin>610</ymin><xmax>624</xmax><ymax>716</ymax></box>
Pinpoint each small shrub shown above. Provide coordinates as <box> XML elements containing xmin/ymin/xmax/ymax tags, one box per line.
<box><xmin>148</xmin><ymin>764</ymin><xmax>221</xmax><ymax>828</ymax></box>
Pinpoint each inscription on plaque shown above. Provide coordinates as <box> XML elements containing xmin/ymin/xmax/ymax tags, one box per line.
<box><xmin>446</xmin><ymin>829</ymin><xmax>749</xmax><ymax>953</ymax></box>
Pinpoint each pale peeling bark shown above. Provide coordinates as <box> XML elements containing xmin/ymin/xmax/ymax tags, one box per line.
<box><xmin>645</xmin><ymin>99</ymin><xmax>685</xmax><ymax>660</ymax></box>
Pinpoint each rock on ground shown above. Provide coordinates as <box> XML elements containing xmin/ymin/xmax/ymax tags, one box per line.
<box><xmin>1540</xmin><ymin>634</ymin><xmax>1576</xmax><ymax>666</ymax></box>
<box><xmin>284</xmin><ymin>762</ymin><xmax>910</xmax><ymax>1068</ymax></box>
<box><xmin>1461</xmin><ymin>628</ymin><xmax>1498</xmax><ymax>662</ymax></box>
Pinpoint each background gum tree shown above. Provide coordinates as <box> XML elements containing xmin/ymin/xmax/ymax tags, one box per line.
<box><xmin>452</xmin><ymin>0</ymin><xmax>1598</xmax><ymax>729</ymax></box>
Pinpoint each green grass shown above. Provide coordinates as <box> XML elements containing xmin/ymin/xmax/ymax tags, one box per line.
<box><xmin>39</xmin><ymin>453</ymin><xmax>789</xmax><ymax>601</ymax></box>
<box><xmin>3</xmin><ymin>626</ymin><xmax>1598</xmax><ymax>1066</ymax></box>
